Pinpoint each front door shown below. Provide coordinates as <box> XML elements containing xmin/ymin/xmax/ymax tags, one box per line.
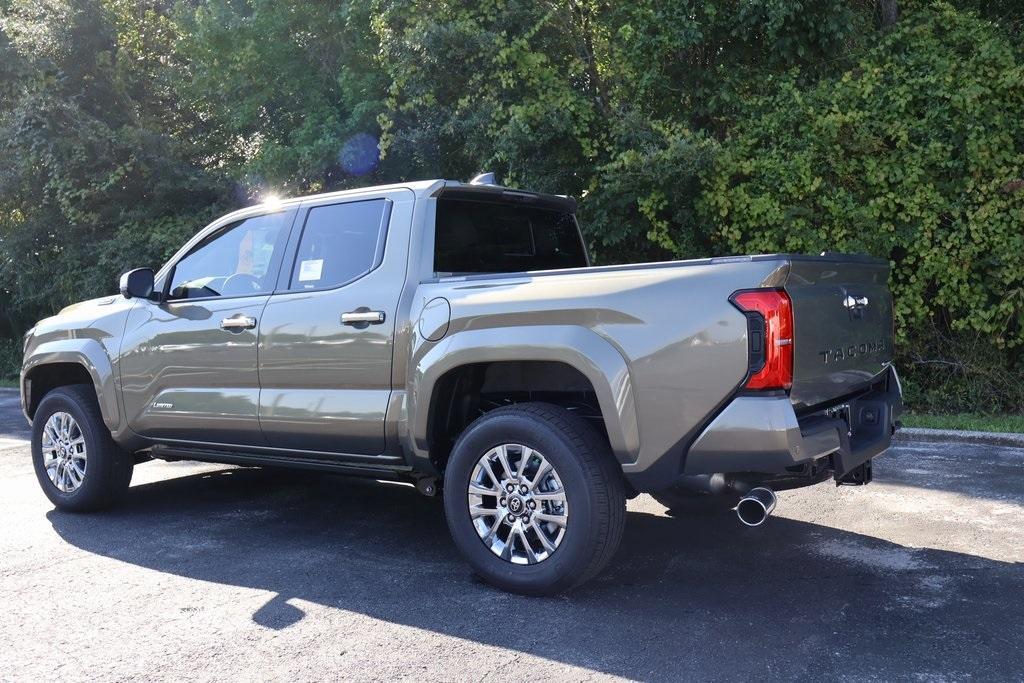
<box><xmin>257</xmin><ymin>190</ymin><xmax>412</xmax><ymax>456</ymax></box>
<box><xmin>120</xmin><ymin>209</ymin><xmax>294</xmax><ymax>446</ymax></box>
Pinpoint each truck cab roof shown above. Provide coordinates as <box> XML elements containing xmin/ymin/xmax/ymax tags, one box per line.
<box><xmin>233</xmin><ymin>179</ymin><xmax>576</xmax><ymax>225</ymax></box>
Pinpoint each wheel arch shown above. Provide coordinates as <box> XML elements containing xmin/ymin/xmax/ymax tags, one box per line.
<box><xmin>22</xmin><ymin>340</ymin><xmax>120</xmax><ymax>431</ymax></box>
<box><xmin>409</xmin><ymin>325</ymin><xmax>639</xmax><ymax>475</ymax></box>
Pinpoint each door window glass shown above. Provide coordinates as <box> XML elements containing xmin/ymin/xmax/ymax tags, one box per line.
<box><xmin>169</xmin><ymin>212</ymin><xmax>290</xmax><ymax>300</ymax></box>
<box><xmin>289</xmin><ymin>199</ymin><xmax>389</xmax><ymax>290</ymax></box>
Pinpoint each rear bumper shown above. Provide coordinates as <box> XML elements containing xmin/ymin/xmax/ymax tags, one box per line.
<box><xmin>682</xmin><ymin>366</ymin><xmax>902</xmax><ymax>480</ymax></box>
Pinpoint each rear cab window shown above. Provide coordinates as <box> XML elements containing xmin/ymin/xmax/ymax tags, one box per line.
<box><xmin>433</xmin><ymin>190</ymin><xmax>588</xmax><ymax>276</ymax></box>
<box><xmin>288</xmin><ymin>198</ymin><xmax>390</xmax><ymax>290</ymax></box>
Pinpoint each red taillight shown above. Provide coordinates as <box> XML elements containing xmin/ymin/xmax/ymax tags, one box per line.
<box><xmin>730</xmin><ymin>289</ymin><xmax>793</xmax><ymax>390</ymax></box>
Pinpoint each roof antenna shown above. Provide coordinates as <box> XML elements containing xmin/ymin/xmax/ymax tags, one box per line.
<box><xmin>469</xmin><ymin>172</ymin><xmax>497</xmax><ymax>186</ymax></box>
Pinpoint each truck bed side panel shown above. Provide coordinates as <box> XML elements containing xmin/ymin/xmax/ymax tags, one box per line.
<box><xmin>409</xmin><ymin>258</ymin><xmax>788</xmax><ymax>484</ymax></box>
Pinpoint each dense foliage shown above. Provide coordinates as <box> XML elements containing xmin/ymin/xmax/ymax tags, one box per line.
<box><xmin>0</xmin><ymin>0</ymin><xmax>1021</xmax><ymax>413</ymax></box>
<box><xmin>0</xmin><ymin>0</ymin><xmax>226</xmax><ymax>335</ymax></box>
<box><xmin>702</xmin><ymin>5</ymin><xmax>1024</xmax><ymax>411</ymax></box>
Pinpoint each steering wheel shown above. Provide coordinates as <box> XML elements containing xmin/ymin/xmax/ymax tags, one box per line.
<box><xmin>221</xmin><ymin>273</ymin><xmax>262</xmax><ymax>296</ymax></box>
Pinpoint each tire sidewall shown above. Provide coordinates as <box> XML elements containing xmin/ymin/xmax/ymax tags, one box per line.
<box><xmin>31</xmin><ymin>388</ymin><xmax>104</xmax><ymax>509</ymax></box>
<box><xmin>443</xmin><ymin>410</ymin><xmax>601</xmax><ymax>594</ymax></box>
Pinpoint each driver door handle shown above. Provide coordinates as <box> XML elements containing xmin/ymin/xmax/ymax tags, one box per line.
<box><xmin>220</xmin><ymin>314</ymin><xmax>257</xmax><ymax>331</ymax></box>
<box><xmin>341</xmin><ymin>309</ymin><xmax>386</xmax><ymax>325</ymax></box>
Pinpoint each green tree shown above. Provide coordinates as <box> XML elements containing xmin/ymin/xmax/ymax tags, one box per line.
<box><xmin>702</xmin><ymin>3</ymin><xmax>1024</xmax><ymax>410</ymax></box>
<box><xmin>375</xmin><ymin>0</ymin><xmax>872</xmax><ymax>263</ymax></box>
<box><xmin>173</xmin><ymin>0</ymin><xmax>389</xmax><ymax>194</ymax></box>
<box><xmin>0</xmin><ymin>0</ymin><xmax>226</xmax><ymax>332</ymax></box>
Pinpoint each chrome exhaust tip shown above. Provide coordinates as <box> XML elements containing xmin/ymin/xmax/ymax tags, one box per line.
<box><xmin>735</xmin><ymin>487</ymin><xmax>777</xmax><ymax>527</ymax></box>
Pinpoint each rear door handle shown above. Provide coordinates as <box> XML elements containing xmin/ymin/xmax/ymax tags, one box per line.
<box><xmin>220</xmin><ymin>314</ymin><xmax>257</xmax><ymax>331</ymax></box>
<box><xmin>341</xmin><ymin>309</ymin><xmax>386</xmax><ymax>326</ymax></box>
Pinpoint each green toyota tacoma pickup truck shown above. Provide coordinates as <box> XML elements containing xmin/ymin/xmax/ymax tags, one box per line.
<box><xmin>21</xmin><ymin>176</ymin><xmax>902</xmax><ymax>595</ymax></box>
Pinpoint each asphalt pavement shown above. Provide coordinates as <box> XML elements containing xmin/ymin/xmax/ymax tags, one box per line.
<box><xmin>1</xmin><ymin>388</ymin><xmax>1022</xmax><ymax>681</ymax></box>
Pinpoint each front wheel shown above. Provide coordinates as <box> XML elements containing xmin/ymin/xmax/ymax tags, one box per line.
<box><xmin>31</xmin><ymin>385</ymin><xmax>134</xmax><ymax>512</ymax></box>
<box><xmin>443</xmin><ymin>403</ymin><xmax>626</xmax><ymax>596</ymax></box>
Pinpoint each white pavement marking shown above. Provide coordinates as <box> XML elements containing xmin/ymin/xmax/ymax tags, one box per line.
<box><xmin>0</xmin><ymin>437</ymin><xmax>29</xmax><ymax>450</ymax></box>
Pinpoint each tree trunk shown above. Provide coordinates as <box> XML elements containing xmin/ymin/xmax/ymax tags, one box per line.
<box><xmin>878</xmin><ymin>0</ymin><xmax>899</xmax><ymax>28</ymax></box>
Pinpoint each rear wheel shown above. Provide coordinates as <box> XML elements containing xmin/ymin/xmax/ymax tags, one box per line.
<box><xmin>31</xmin><ymin>385</ymin><xmax>133</xmax><ymax>512</ymax></box>
<box><xmin>443</xmin><ymin>403</ymin><xmax>625</xmax><ymax>595</ymax></box>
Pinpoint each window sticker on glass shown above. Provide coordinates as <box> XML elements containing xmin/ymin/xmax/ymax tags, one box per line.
<box><xmin>298</xmin><ymin>259</ymin><xmax>324</xmax><ymax>282</ymax></box>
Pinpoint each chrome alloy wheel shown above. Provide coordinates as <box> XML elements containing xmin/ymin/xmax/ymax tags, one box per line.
<box><xmin>467</xmin><ymin>444</ymin><xmax>569</xmax><ymax>565</ymax></box>
<box><xmin>41</xmin><ymin>411</ymin><xmax>87</xmax><ymax>493</ymax></box>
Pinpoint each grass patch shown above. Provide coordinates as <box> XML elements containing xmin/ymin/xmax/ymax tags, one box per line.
<box><xmin>902</xmin><ymin>412</ymin><xmax>1024</xmax><ymax>434</ymax></box>
<box><xmin>0</xmin><ymin>379</ymin><xmax>18</xmax><ymax>389</ymax></box>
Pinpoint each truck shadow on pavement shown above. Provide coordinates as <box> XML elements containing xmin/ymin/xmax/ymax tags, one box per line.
<box><xmin>47</xmin><ymin>465</ymin><xmax>1024</xmax><ymax>679</ymax></box>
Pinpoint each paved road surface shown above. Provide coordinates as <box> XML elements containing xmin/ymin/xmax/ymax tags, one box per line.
<box><xmin>1</xmin><ymin>389</ymin><xmax>1022</xmax><ymax>681</ymax></box>
<box><xmin>0</xmin><ymin>387</ymin><xmax>29</xmax><ymax>447</ymax></box>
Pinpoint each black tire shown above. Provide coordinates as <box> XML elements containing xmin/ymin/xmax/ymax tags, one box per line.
<box><xmin>31</xmin><ymin>384</ymin><xmax>134</xmax><ymax>512</ymax></box>
<box><xmin>443</xmin><ymin>402</ymin><xmax>626</xmax><ymax>596</ymax></box>
<box><xmin>650</xmin><ymin>486</ymin><xmax>740</xmax><ymax>517</ymax></box>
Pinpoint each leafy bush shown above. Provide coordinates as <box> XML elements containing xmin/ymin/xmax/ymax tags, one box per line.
<box><xmin>0</xmin><ymin>0</ymin><xmax>229</xmax><ymax>335</ymax></box>
<box><xmin>374</xmin><ymin>0</ymin><xmax>867</xmax><ymax>265</ymax></box>
<box><xmin>701</xmin><ymin>3</ymin><xmax>1024</xmax><ymax>412</ymax></box>
<box><xmin>899</xmin><ymin>324</ymin><xmax>1024</xmax><ymax>414</ymax></box>
<box><xmin>581</xmin><ymin>122</ymin><xmax>718</xmax><ymax>264</ymax></box>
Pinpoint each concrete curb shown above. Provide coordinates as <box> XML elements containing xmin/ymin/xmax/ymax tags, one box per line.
<box><xmin>895</xmin><ymin>427</ymin><xmax>1024</xmax><ymax>449</ymax></box>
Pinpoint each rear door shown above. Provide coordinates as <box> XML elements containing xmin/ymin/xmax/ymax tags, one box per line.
<box><xmin>784</xmin><ymin>256</ymin><xmax>894</xmax><ymax>410</ymax></box>
<box><xmin>257</xmin><ymin>188</ymin><xmax>414</xmax><ymax>456</ymax></box>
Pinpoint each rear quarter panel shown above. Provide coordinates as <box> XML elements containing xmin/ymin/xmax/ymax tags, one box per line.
<box><xmin>407</xmin><ymin>258</ymin><xmax>789</xmax><ymax>484</ymax></box>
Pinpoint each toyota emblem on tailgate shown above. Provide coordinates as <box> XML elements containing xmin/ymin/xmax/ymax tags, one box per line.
<box><xmin>843</xmin><ymin>295</ymin><xmax>869</xmax><ymax>310</ymax></box>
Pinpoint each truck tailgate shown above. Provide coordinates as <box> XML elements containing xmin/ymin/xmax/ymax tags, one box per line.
<box><xmin>785</xmin><ymin>256</ymin><xmax>893</xmax><ymax>409</ymax></box>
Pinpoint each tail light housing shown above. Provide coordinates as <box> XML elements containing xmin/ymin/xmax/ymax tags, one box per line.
<box><xmin>730</xmin><ymin>289</ymin><xmax>793</xmax><ymax>390</ymax></box>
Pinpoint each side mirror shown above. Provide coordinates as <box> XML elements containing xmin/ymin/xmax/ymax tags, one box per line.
<box><xmin>119</xmin><ymin>268</ymin><xmax>155</xmax><ymax>299</ymax></box>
